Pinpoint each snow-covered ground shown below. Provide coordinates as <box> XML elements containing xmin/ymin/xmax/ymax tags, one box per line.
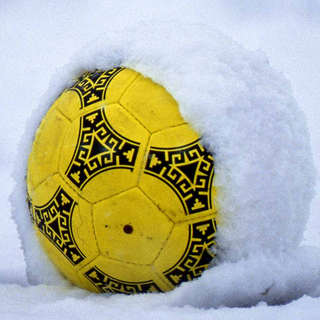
<box><xmin>1</xmin><ymin>1</ymin><xmax>320</xmax><ymax>318</ymax></box>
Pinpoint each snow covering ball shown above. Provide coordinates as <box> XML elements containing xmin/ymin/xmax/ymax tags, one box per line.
<box><xmin>12</xmin><ymin>22</ymin><xmax>319</xmax><ymax>305</ymax></box>
<box><xmin>26</xmin><ymin>67</ymin><xmax>218</xmax><ymax>294</ymax></box>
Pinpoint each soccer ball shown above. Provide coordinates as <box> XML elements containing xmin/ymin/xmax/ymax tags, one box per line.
<box><xmin>27</xmin><ymin>67</ymin><xmax>218</xmax><ymax>294</ymax></box>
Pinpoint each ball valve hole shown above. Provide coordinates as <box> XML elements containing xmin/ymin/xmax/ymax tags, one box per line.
<box><xmin>123</xmin><ymin>225</ymin><xmax>133</xmax><ymax>234</ymax></box>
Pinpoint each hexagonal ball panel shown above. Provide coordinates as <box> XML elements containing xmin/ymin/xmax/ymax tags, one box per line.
<box><xmin>28</xmin><ymin>174</ymin><xmax>100</xmax><ymax>274</ymax></box>
<box><xmin>59</xmin><ymin>103</ymin><xmax>149</xmax><ymax>203</ymax></box>
<box><xmin>140</xmin><ymin>124</ymin><xmax>216</xmax><ymax>222</ymax></box>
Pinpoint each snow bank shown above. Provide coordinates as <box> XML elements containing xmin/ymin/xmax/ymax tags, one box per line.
<box><xmin>1</xmin><ymin>284</ymin><xmax>320</xmax><ymax>320</ymax></box>
<box><xmin>11</xmin><ymin>21</ymin><xmax>320</xmax><ymax>306</ymax></box>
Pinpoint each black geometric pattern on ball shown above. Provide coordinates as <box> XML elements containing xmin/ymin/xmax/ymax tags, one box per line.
<box><xmin>84</xmin><ymin>266</ymin><xmax>163</xmax><ymax>294</ymax></box>
<box><xmin>164</xmin><ymin>218</ymin><xmax>216</xmax><ymax>286</ymax></box>
<box><xmin>27</xmin><ymin>187</ymin><xmax>86</xmax><ymax>266</ymax></box>
<box><xmin>66</xmin><ymin>67</ymin><xmax>124</xmax><ymax>109</ymax></box>
<box><xmin>144</xmin><ymin>141</ymin><xmax>215</xmax><ymax>215</ymax></box>
<box><xmin>65</xmin><ymin>108</ymin><xmax>140</xmax><ymax>189</ymax></box>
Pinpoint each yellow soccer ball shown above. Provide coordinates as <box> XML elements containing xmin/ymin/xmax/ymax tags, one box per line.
<box><xmin>27</xmin><ymin>67</ymin><xmax>218</xmax><ymax>294</ymax></box>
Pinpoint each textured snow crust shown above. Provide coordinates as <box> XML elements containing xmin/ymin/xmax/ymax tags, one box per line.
<box><xmin>11</xmin><ymin>21</ymin><xmax>320</xmax><ymax>307</ymax></box>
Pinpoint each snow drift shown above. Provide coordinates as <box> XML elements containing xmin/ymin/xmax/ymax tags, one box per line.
<box><xmin>11</xmin><ymin>21</ymin><xmax>320</xmax><ymax>307</ymax></box>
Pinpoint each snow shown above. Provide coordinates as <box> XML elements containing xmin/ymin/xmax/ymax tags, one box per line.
<box><xmin>0</xmin><ymin>284</ymin><xmax>319</xmax><ymax>320</ymax></box>
<box><xmin>1</xmin><ymin>0</ymin><xmax>320</xmax><ymax>318</ymax></box>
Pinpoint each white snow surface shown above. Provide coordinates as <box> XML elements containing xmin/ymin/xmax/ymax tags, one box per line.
<box><xmin>2</xmin><ymin>0</ymin><xmax>320</xmax><ymax>318</ymax></box>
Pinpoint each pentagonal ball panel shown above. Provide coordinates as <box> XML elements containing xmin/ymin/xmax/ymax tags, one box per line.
<box><xmin>93</xmin><ymin>187</ymin><xmax>174</xmax><ymax>265</ymax></box>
